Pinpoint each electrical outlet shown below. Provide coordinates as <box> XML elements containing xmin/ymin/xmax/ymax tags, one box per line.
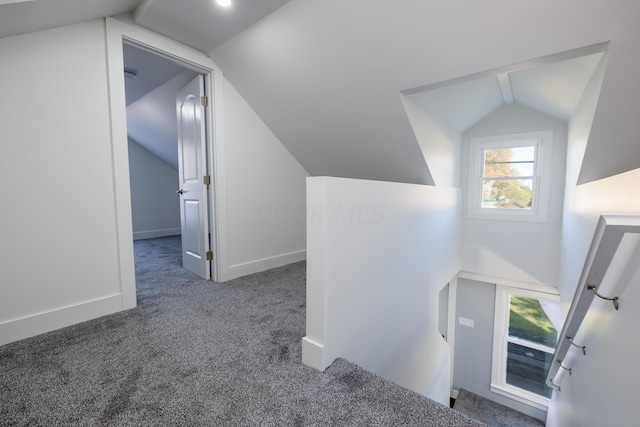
<box><xmin>459</xmin><ymin>317</ymin><xmax>475</xmax><ymax>328</ymax></box>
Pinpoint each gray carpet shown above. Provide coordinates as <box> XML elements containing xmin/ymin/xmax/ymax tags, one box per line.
<box><xmin>1</xmin><ymin>236</ymin><xmax>483</xmax><ymax>426</ymax></box>
<box><xmin>453</xmin><ymin>389</ymin><xmax>544</xmax><ymax>427</ymax></box>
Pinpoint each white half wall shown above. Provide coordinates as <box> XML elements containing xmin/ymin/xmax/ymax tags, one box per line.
<box><xmin>0</xmin><ymin>21</ymin><xmax>124</xmax><ymax>345</ymax></box>
<box><xmin>223</xmin><ymin>80</ymin><xmax>309</xmax><ymax>280</ymax></box>
<box><xmin>128</xmin><ymin>139</ymin><xmax>180</xmax><ymax>240</ymax></box>
<box><xmin>303</xmin><ymin>176</ymin><xmax>461</xmax><ymax>405</ymax></box>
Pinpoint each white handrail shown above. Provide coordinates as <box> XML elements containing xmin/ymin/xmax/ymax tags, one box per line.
<box><xmin>546</xmin><ymin>214</ymin><xmax>640</xmax><ymax>388</ymax></box>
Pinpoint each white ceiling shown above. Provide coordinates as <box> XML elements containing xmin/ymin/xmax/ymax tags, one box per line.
<box><xmin>0</xmin><ymin>0</ymin><xmax>139</xmax><ymax>38</ymax></box>
<box><xmin>123</xmin><ymin>43</ymin><xmax>186</xmax><ymax>106</ymax></box>
<box><xmin>2</xmin><ymin>0</ymin><xmax>640</xmax><ymax>185</ymax></box>
<box><xmin>133</xmin><ymin>0</ymin><xmax>294</xmax><ymax>52</ymax></box>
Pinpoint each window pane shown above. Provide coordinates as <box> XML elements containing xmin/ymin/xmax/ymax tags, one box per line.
<box><xmin>509</xmin><ymin>295</ymin><xmax>557</xmax><ymax>347</ymax></box>
<box><xmin>506</xmin><ymin>342</ymin><xmax>553</xmax><ymax>398</ymax></box>
<box><xmin>481</xmin><ymin>179</ymin><xmax>533</xmax><ymax>209</ymax></box>
<box><xmin>483</xmin><ymin>146</ymin><xmax>535</xmax><ymax>177</ymax></box>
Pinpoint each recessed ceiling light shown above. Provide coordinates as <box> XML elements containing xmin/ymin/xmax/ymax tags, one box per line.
<box><xmin>216</xmin><ymin>0</ymin><xmax>232</xmax><ymax>7</ymax></box>
<box><xmin>124</xmin><ymin>68</ymin><xmax>137</xmax><ymax>79</ymax></box>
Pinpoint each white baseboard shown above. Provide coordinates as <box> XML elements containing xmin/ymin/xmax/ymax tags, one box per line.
<box><xmin>302</xmin><ymin>336</ymin><xmax>329</xmax><ymax>371</ymax></box>
<box><xmin>452</xmin><ymin>389</ymin><xmax>459</xmax><ymax>399</ymax></box>
<box><xmin>132</xmin><ymin>228</ymin><xmax>181</xmax><ymax>240</ymax></box>
<box><xmin>226</xmin><ymin>250</ymin><xmax>306</xmax><ymax>281</ymax></box>
<box><xmin>0</xmin><ymin>294</ymin><xmax>123</xmax><ymax>346</ymax></box>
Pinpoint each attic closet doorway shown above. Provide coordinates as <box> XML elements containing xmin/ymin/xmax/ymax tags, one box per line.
<box><xmin>123</xmin><ymin>43</ymin><xmax>211</xmax><ymax>279</ymax></box>
<box><xmin>106</xmin><ymin>17</ymin><xmax>228</xmax><ymax>310</ymax></box>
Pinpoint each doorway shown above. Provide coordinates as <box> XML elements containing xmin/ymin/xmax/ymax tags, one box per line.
<box><xmin>123</xmin><ymin>43</ymin><xmax>211</xmax><ymax>279</ymax></box>
<box><xmin>106</xmin><ymin>17</ymin><xmax>228</xmax><ymax>310</ymax></box>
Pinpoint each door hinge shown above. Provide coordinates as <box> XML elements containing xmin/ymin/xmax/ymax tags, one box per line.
<box><xmin>206</xmin><ymin>251</ymin><xmax>213</xmax><ymax>261</ymax></box>
<box><xmin>203</xmin><ymin>175</ymin><xmax>211</xmax><ymax>186</ymax></box>
<box><xmin>201</xmin><ymin>96</ymin><xmax>208</xmax><ymax>107</ymax></box>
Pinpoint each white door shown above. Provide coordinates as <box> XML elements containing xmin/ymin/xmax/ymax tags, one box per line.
<box><xmin>176</xmin><ymin>74</ymin><xmax>210</xmax><ymax>279</ymax></box>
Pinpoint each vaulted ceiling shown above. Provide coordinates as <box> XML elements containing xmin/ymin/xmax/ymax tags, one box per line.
<box><xmin>2</xmin><ymin>0</ymin><xmax>639</xmax><ymax>186</ymax></box>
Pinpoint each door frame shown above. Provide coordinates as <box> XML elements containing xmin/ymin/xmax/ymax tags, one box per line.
<box><xmin>105</xmin><ymin>17</ymin><xmax>229</xmax><ymax>310</ymax></box>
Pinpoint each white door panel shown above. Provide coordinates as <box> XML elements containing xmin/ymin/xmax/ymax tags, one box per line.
<box><xmin>177</xmin><ymin>74</ymin><xmax>209</xmax><ymax>279</ymax></box>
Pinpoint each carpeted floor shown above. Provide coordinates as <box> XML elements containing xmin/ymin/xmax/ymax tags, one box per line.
<box><xmin>0</xmin><ymin>236</ymin><xmax>483</xmax><ymax>426</ymax></box>
<box><xmin>453</xmin><ymin>389</ymin><xmax>544</xmax><ymax>427</ymax></box>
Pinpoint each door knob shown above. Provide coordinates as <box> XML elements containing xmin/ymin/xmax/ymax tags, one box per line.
<box><xmin>177</xmin><ymin>189</ymin><xmax>184</xmax><ymax>195</ymax></box>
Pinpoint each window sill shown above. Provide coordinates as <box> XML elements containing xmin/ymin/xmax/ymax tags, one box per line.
<box><xmin>490</xmin><ymin>383</ymin><xmax>550</xmax><ymax>412</ymax></box>
<box><xmin>467</xmin><ymin>207</ymin><xmax>548</xmax><ymax>223</ymax></box>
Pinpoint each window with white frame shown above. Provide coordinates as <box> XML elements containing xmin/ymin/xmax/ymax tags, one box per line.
<box><xmin>467</xmin><ymin>130</ymin><xmax>553</xmax><ymax>222</ymax></box>
<box><xmin>491</xmin><ymin>286</ymin><xmax>562</xmax><ymax>409</ymax></box>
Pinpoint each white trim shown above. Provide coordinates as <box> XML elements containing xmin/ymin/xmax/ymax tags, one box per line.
<box><xmin>451</xmin><ymin>389</ymin><xmax>459</xmax><ymax>400</ymax></box>
<box><xmin>227</xmin><ymin>250</ymin><xmax>306</xmax><ymax>281</ymax></box>
<box><xmin>0</xmin><ymin>294</ymin><xmax>122</xmax><ymax>346</ymax></box>
<box><xmin>301</xmin><ymin>336</ymin><xmax>330</xmax><ymax>371</ymax></box>
<box><xmin>457</xmin><ymin>271</ymin><xmax>559</xmax><ymax>295</ymax></box>
<box><xmin>105</xmin><ymin>17</ymin><xmax>229</xmax><ymax>292</ymax></box>
<box><xmin>132</xmin><ymin>228</ymin><xmax>181</xmax><ymax>240</ymax></box>
<box><xmin>447</xmin><ymin>277</ymin><xmax>458</xmax><ymax>396</ymax></box>
<box><xmin>491</xmin><ymin>285</ymin><xmax>560</xmax><ymax>410</ymax></box>
<box><xmin>467</xmin><ymin>130</ymin><xmax>553</xmax><ymax>223</ymax></box>
<box><xmin>491</xmin><ymin>383</ymin><xmax>549</xmax><ymax>411</ymax></box>
<box><xmin>207</xmin><ymin>67</ymin><xmax>229</xmax><ymax>282</ymax></box>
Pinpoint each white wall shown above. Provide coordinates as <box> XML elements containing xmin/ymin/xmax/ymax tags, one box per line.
<box><xmin>453</xmin><ymin>278</ymin><xmax>547</xmax><ymax>421</ymax></box>
<box><xmin>126</xmin><ymin>70</ymin><xmax>196</xmax><ymax>171</ymax></box>
<box><xmin>400</xmin><ymin>94</ymin><xmax>458</xmax><ymax>187</ymax></box>
<box><xmin>546</xmin><ymin>50</ymin><xmax>640</xmax><ymax>426</ymax></box>
<box><xmin>127</xmin><ymin>139</ymin><xmax>180</xmax><ymax>240</ymax></box>
<box><xmin>0</xmin><ymin>18</ymin><xmax>310</xmax><ymax>344</ymax></box>
<box><xmin>303</xmin><ymin>176</ymin><xmax>461</xmax><ymax>405</ymax></box>
<box><xmin>0</xmin><ymin>21</ymin><xmax>123</xmax><ymax>345</ymax></box>
<box><xmin>558</xmin><ymin>54</ymin><xmax>608</xmax><ymax>302</ymax></box>
<box><xmin>461</xmin><ymin>103</ymin><xmax>568</xmax><ymax>286</ymax></box>
<box><xmin>223</xmin><ymin>80</ymin><xmax>309</xmax><ymax>279</ymax></box>
<box><xmin>547</xmin><ymin>240</ymin><xmax>640</xmax><ymax>426</ymax></box>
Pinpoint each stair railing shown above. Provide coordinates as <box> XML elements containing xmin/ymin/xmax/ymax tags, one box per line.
<box><xmin>546</xmin><ymin>213</ymin><xmax>640</xmax><ymax>391</ymax></box>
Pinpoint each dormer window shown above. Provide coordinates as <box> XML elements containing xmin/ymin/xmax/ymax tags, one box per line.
<box><xmin>467</xmin><ymin>130</ymin><xmax>553</xmax><ymax>222</ymax></box>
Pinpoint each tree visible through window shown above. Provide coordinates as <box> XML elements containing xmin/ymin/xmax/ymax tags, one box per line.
<box><xmin>467</xmin><ymin>130</ymin><xmax>553</xmax><ymax>222</ymax></box>
<box><xmin>482</xmin><ymin>146</ymin><xmax>536</xmax><ymax>209</ymax></box>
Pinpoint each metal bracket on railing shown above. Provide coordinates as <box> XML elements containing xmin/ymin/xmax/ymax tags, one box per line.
<box><xmin>557</xmin><ymin>360</ymin><xmax>572</xmax><ymax>375</ymax></box>
<box><xmin>548</xmin><ymin>380</ymin><xmax>561</xmax><ymax>392</ymax></box>
<box><xmin>566</xmin><ymin>336</ymin><xmax>586</xmax><ymax>355</ymax></box>
<box><xmin>587</xmin><ymin>284</ymin><xmax>619</xmax><ymax>310</ymax></box>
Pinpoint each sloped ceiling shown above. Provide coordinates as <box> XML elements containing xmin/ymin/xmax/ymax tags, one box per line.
<box><xmin>0</xmin><ymin>0</ymin><xmax>139</xmax><ymax>38</ymax></box>
<box><xmin>207</xmin><ymin>0</ymin><xmax>640</xmax><ymax>185</ymax></box>
<box><xmin>405</xmin><ymin>51</ymin><xmax>606</xmax><ymax>135</ymax></box>
<box><xmin>2</xmin><ymin>0</ymin><xmax>640</xmax><ymax>185</ymax></box>
<box><xmin>123</xmin><ymin>43</ymin><xmax>186</xmax><ymax>106</ymax></box>
<box><xmin>133</xmin><ymin>0</ymin><xmax>294</xmax><ymax>52</ymax></box>
<box><xmin>126</xmin><ymin>70</ymin><xmax>197</xmax><ymax>170</ymax></box>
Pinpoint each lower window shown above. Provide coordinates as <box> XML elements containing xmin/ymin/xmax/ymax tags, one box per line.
<box><xmin>491</xmin><ymin>286</ymin><xmax>561</xmax><ymax>409</ymax></box>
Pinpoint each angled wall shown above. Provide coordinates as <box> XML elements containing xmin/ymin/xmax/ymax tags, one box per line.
<box><xmin>400</xmin><ymin>95</ymin><xmax>457</xmax><ymax>187</ymax></box>
<box><xmin>223</xmin><ymin>81</ymin><xmax>309</xmax><ymax>279</ymax></box>
<box><xmin>547</xmin><ymin>50</ymin><xmax>640</xmax><ymax>427</ymax></box>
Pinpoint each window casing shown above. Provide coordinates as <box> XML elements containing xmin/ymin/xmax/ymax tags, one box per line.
<box><xmin>491</xmin><ymin>285</ymin><xmax>561</xmax><ymax>410</ymax></box>
<box><xmin>467</xmin><ymin>130</ymin><xmax>553</xmax><ymax>222</ymax></box>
